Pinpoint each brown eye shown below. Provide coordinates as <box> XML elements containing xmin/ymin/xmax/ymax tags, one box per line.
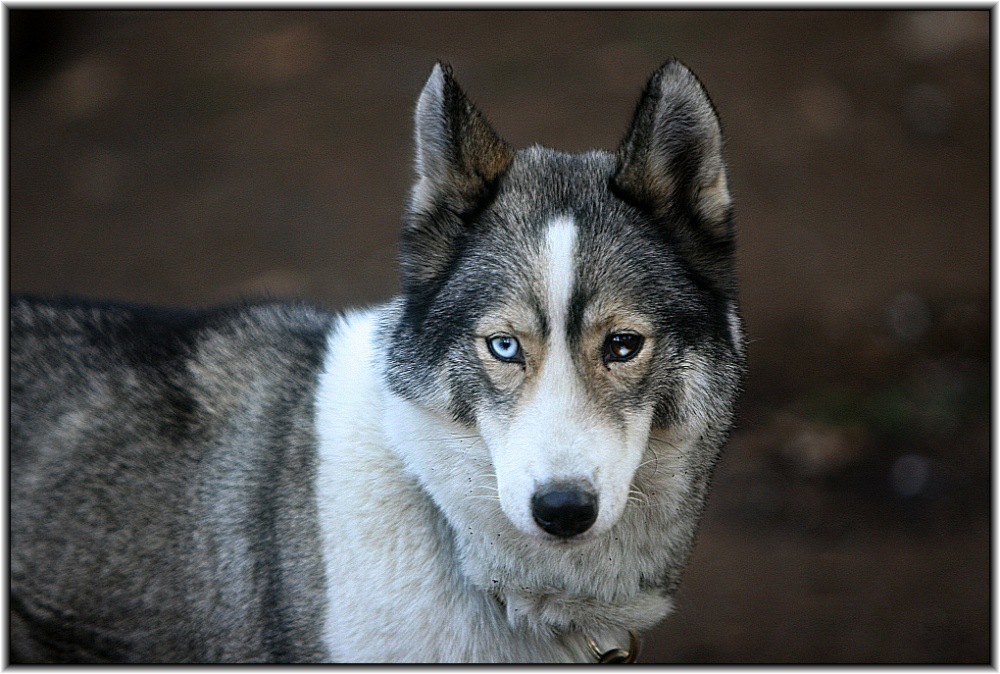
<box><xmin>603</xmin><ymin>333</ymin><xmax>644</xmax><ymax>363</ymax></box>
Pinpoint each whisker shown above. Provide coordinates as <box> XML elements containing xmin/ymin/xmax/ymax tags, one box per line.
<box><xmin>635</xmin><ymin>456</ymin><xmax>660</xmax><ymax>470</ymax></box>
<box><xmin>635</xmin><ymin>458</ymin><xmax>659</xmax><ymax>482</ymax></box>
<box><xmin>646</xmin><ymin>435</ymin><xmax>679</xmax><ymax>448</ymax></box>
<box><xmin>465</xmin><ymin>494</ymin><xmax>501</xmax><ymax>503</ymax></box>
<box><xmin>647</xmin><ymin>437</ymin><xmax>683</xmax><ymax>457</ymax></box>
<box><xmin>626</xmin><ymin>488</ymin><xmax>653</xmax><ymax>509</ymax></box>
<box><xmin>399</xmin><ymin>433</ymin><xmax>484</xmax><ymax>443</ymax></box>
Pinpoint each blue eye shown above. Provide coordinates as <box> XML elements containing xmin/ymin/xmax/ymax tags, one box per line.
<box><xmin>487</xmin><ymin>334</ymin><xmax>522</xmax><ymax>363</ymax></box>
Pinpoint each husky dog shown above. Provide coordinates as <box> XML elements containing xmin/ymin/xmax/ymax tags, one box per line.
<box><xmin>11</xmin><ymin>60</ymin><xmax>745</xmax><ymax>663</ymax></box>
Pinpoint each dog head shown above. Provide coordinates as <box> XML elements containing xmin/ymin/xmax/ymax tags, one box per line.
<box><xmin>386</xmin><ymin>61</ymin><xmax>744</xmax><ymax>546</ymax></box>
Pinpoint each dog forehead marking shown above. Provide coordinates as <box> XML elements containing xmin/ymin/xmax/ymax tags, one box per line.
<box><xmin>541</xmin><ymin>215</ymin><xmax>577</xmax><ymax>341</ymax></box>
<box><xmin>530</xmin><ymin>215</ymin><xmax>582</xmax><ymax>435</ymax></box>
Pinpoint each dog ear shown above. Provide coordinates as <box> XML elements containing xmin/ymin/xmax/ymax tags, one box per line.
<box><xmin>613</xmin><ymin>59</ymin><xmax>733</xmax><ymax>242</ymax></box>
<box><xmin>401</xmin><ymin>63</ymin><xmax>514</xmax><ymax>286</ymax></box>
<box><xmin>410</xmin><ymin>62</ymin><xmax>514</xmax><ymax>215</ymax></box>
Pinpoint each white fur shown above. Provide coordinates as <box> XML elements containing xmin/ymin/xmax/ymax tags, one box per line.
<box><xmin>480</xmin><ymin>216</ymin><xmax>650</xmax><ymax>542</ymax></box>
<box><xmin>311</xmin><ymin>215</ymin><xmax>695</xmax><ymax>662</ymax></box>
<box><xmin>315</xmin><ymin>308</ymin><xmax>596</xmax><ymax>661</ymax></box>
<box><xmin>314</xmin><ymin>300</ymin><xmax>681</xmax><ymax>661</ymax></box>
<box><xmin>543</xmin><ymin>215</ymin><xmax>577</xmax><ymax>330</ymax></box>
<box><xmin>485</xmin><ymin>216</ymin><xmax>590</xmax><ymax>537</ymax></box>
<box><xmin>727</xmin><ymin>302</ymin><xmax>744</xmax><ymax>354</ymax></box>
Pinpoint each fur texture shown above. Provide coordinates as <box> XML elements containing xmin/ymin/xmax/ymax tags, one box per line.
<box><xmin>10</xmin><ymin>60</ymin><xmax>745</xmax><ymax>663</ymax></box>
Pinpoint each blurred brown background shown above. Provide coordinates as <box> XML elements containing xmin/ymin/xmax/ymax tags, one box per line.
<box><xmin>9</xmin><ymin>10</ymin><xmax>990</xmax><ymax>664</ymax></box>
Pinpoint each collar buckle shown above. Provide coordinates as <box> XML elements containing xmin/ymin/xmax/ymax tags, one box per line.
<box><xmin>586</xmin><ymin>630</ymin><xmax>640</xmax><ymax>663</ymax></box>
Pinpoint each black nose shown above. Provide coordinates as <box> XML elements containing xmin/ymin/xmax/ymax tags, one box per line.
<box><xmin>531</xmin><ymin>483</ymin><xmax>598</xmax><ymax>538</ymax></box>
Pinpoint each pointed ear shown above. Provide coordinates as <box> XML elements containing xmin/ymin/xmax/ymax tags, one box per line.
<box><xmin>401</xmin><ymin>63</ymin><xmax>514</xmax><ymax>288</ymax></box>
<box><xmin>613</xmin><ymin>60</ymin><xmax>732</xmax><ymax>239</ymax></box>
<box><xmin>410</xmin><ymin>62</ymin><xmax>514</xmax><ymax>215</ymax></box>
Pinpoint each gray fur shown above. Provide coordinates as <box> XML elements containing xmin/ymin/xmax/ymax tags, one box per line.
<box><xmin>11</xmin><ymin>298</ymin><xmax>333</xmax><ymax>662</ymax></box>
<box><xmin>10</xmin><ymin>60</ymin><xmax>745</xmax><ymax>663</ymax></box>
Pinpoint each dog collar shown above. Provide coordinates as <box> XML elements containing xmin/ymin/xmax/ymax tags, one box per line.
<box><xmin>586</xmin><ymin>631</ymin><xmax>640</xmax><ymax>663</ymax></box>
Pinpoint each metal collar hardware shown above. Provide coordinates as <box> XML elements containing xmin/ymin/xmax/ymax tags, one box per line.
<box><xmin>586</xmin><ymin>631</ymin><xmax>640</xmax><ymax>663</ymax></box>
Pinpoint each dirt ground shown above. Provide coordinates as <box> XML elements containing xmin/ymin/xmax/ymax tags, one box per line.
<box><xmin>9</xmin><ymin>10</ymin><xmax>990</xmax><ymax>663</ymax></box>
